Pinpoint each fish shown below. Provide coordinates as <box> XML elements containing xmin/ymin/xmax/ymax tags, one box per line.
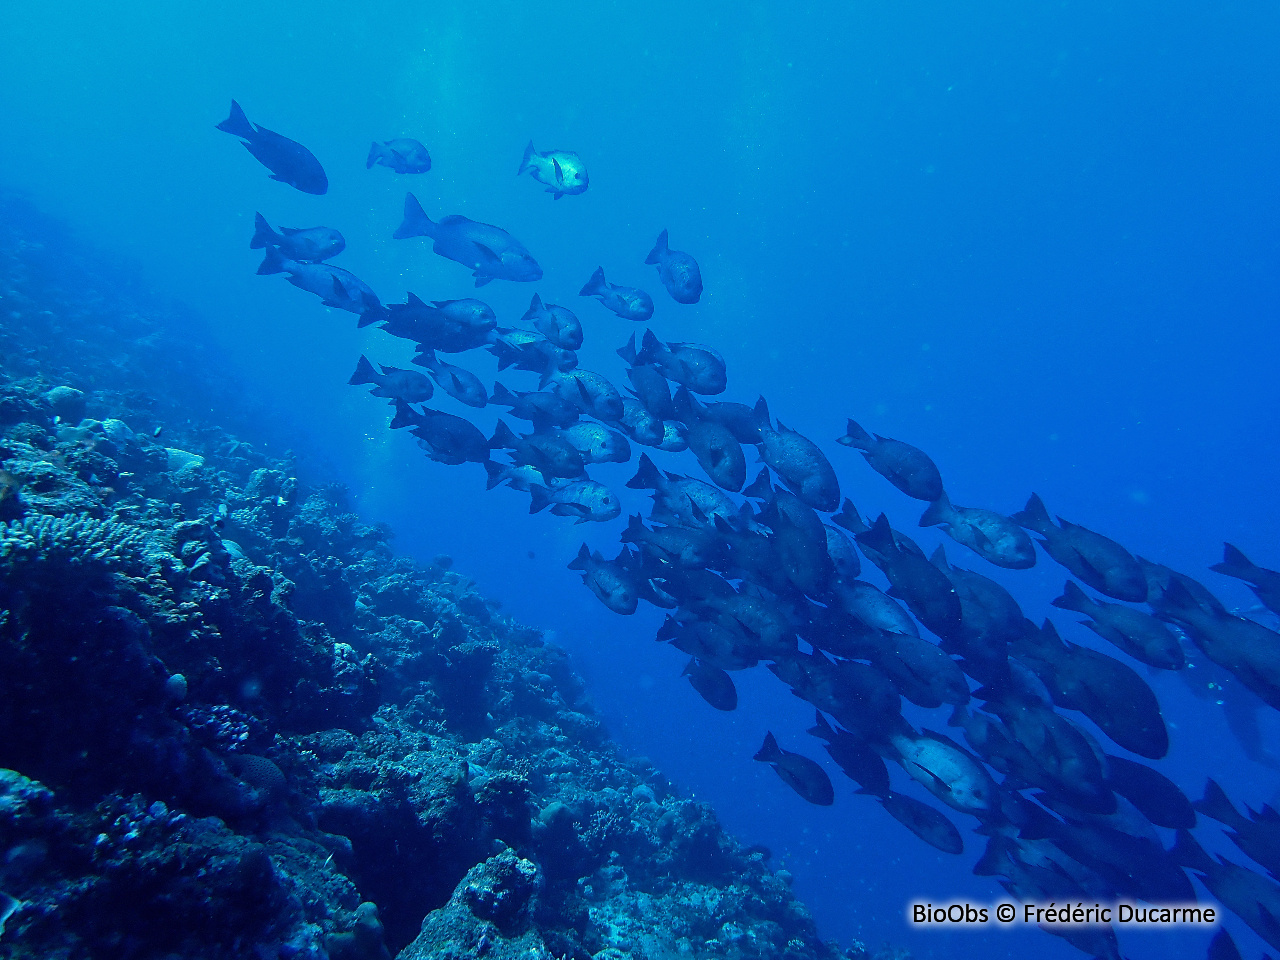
<box><xmin>1012</xmin><ymin>494</ymin><xmax>1147</xmax><ymax>602</ymax></box>
<box><xmin>559</xmin><ymin>422</ymin><xmax>631</xmax><ymax>464</ymax></box>
<box><xmin>569</xmin><ymin>544</ymin><xmax>640</xmax><ymax>614</ymax></box>
<box><xmin>771</xmin><ymin>652</ymin><xmax>900</xmax><ymax>737</ymax></box>
<box><xmin>679</xmin><ymin>393</ymin><xmax>763</xmax><ymax>445</ymax></box>
<box><xmin>871</xmin><ymin>791</ymin><xmax>963</xmax><ymax>855</ymax></box>
<box><xmin>393</xmin><ymin>193</ymin><xmax>542</xmax><ymax>286</ymax></box>
<box><xmin>837</xmin><ymin>419</ymin><xmax>943</xmax><ymax>501</ymax></box>
<box><xmin>489</xmin><ymin>420</ymin><xmax>586</xmax><ymax>481</ymax></box>
<box><xmin>612</xmin><ymin>397</ymin><xmax>666</xmax><ymax>446</ymax></box>
<box><xmin>657</xmin><ymin>421</ymin><xmax>689</xmax><ymax>452</ymax></box>
<box><xmin>918</xmin><ymin>492</ymin><xmax>1036</xmax><ymax>570</ymax></box>
<box><xmin>683</xmin><ymin>658</ymin><xmax>738</xmax><ymax>710</ymax></box>
<box><xmin>518</xmin><ymin>141</ymin><xmax>588</xmax><ymax>198</ymax></box>
<box><xmin>619</xmin><ymin>330</ymin><xmax>726</xmax><ymax>396</ymax></box>
<box><xmin>381</xmin><ymin>295</ymin><xmax>497</xmax><ymax>352</ymax></box>
<box><xmin>621</xmin><ymin>515</ymin><xmax>724</xmax><ymax>569</ymax></box>
<box><xmin>627</xmin><ymin>454</ymin><xmax>739</xmax><ymax>530</ymax></box>
<box><xmin>1212</xmin><ymin>543</ymin><xmax>1280</xmax><ymax>616</ymax></box>
<box><xmin>829</xmin><ymin>579</ymin><xmax>919</xmax><ymax>638</ymax></box>
<box><xmin>483</xmin><ymin>460</ymin><xmax>547</xmax><ymax>493</ymax></box>
<box><xmin>389</xmin><ymin>401</ymin><xmax>491</xmax><ymax>466</ymax></box>
<box><xmin>1208</xmin><ymin>930</ymin><xmax>1243</xmax><ymax>960</ymax></box>
<box><xmin>256</xmin><ymin>247</ymin><xmax>384</xmax><ymax>326</ymax></box>
<box><xmin>488</xmin><ymin>383</ymin><xmax>580</xmax><ymax>430</ymax></box>
<box><xmin>367</xmin><ymin>138</ymin><xmax>431</xmax><ymax>174</ymax></box>
<box><xmin>489</xmin><ymin>328</ymin><xmax>578</xmax><ymax>380</ymax></box>
<box><xmin>624</xmin><ymin>363</ymin><xmax>676</xmax><ymax>421</ymax></box>
<box><xmin>545</xmin><ymin>370</ymin><xmax>625</xmax><ymax>422</ymax></box>
<box><xmin>412</xmin><ymin>350</ymin><xmax>488</xmax><ymax>408</ymax></box>
<box><xmin>579</xmin><ymin>267</ymin><xmax>654</xmax><ymax>322</ymax></box>
<box><xmin>1195</xmin><ymin>778</ymin><xmax>1280</xmax><ymax>880</ymax></box>
<box><xmin>807</xmin><ymin>711</ymin><xmax>890</xmax><ymax>796</ymax></box>
<box><xmin>929</xmin><ymin>546</ymin><xmax>1027</xmax><ymax>680</ymax></box>
<box><xmin>869</xmin><ymin>633</ymin><xmax>971</xmax><ymax>709</ymax></box>
<box><xmin>249</xmin><ymin>213</ymin><xmax>344</xmax><ymax>262</ymax></box>
<box><xmin>856</xmin><ymin>515</ymin><xmax>962</xmax><ymax>639</ymax></box>
<box><xmin>757</xmin><ymin>490</ymin><xmax>834</xmax><ymax>597</ymax></box>
<box><xmin>659</xmin><ymin>614</ymin><xmax>760</xmax><ymax>672</ymax></box>
<box><xmin>645</xmin><ymin>229</ymin><xmax>703</xmax><ymax>304</ymax></box>
<box><xmin>1173</xmin><ymin>830</ymin><xmax>1280</xmax><ymax>951</ymax></box>
<box><xmin>752</xmin><ymin>400</ymin><xmax>840</xmax><ymax>512</ymax></box>
<box><xmin>1104</xmin><ymin>755</ymin><xmax>1194</xmax><ymax>830</ymax></box>
<box><xmin>528</xmin><ymin>479</ymin><xmax>621</xmax><ymax>523</ymax></box>
<box><xmin>348</xmin><ymin>355</ymin><xmax>434</xmax><ymax>403</ymax></box>
<box><xmin>216</xmin><ymin>100</ymin><xmax>327</xmax><ymax>194</ymax></box>
<box><xmin>886</xmin><ymin>727</ymin><xmax>998</xmax><ymax>815</ymax></box>
<box><xmin>674</xmin><ymin>387</ymin><xmax>746</xmax><ymax>492</ymax></box>
<box><xmin>753</xmin><ymin>732</ymin><xmax>834</xmax><ymax>806</ymax></box>
<box><xmin>823</xmin><ymin>523</ymin><xmax>862</xmax><ymax>582</ymax></box>
<box><xmin>1051</xmin><ymin>580</ymin><xmax>1185</xmax><ymax>670</ymax></box>
<box><xmin>521</xmin><ymin>294</ymin><xmax>583</xmax><ymax>350</ymax></box>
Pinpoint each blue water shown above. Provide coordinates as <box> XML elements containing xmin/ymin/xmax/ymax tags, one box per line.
<box><xmin>2</xmin><ymin>3</ymin><xmax>1279</xmax><ymax>958</ymax></box>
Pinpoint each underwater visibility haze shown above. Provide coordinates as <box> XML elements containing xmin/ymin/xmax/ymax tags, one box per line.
<box><xmin>1</xmin><ymin>3</ymin><xmax>1279</xmax><ymax>959</ymax></box>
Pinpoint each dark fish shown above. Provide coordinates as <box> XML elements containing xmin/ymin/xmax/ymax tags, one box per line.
<box><xmin>870</xmin><ymin>633</ymin><xmax>970</xmax><ymax>709</ymax></box>
<box><xmin>382</xmin><ymin>294</ymin><xmax>497</xmax><ymax>352</ymax></box>
<box><xmin>569</xmin><ymin>544</ymin><xmax>639</xmax><ymax>614</ymax></box>
<box><xmin>250</xmin><ymin>213</ymin><xmax>344</xmax><ymax>262</ymax></box>
<box><xmin>886</xmin><ymin>727</ymin><xmax>997</xmax><ymax>815</ymax></box>
<box><xmin>1173</xmin><ymin>830</ymin><xmax>1280</xmax><ymax>951</ymax></box>
<box><xmin>483</xmin><ymin>461</ymin><xmax>547</xmax><ymax>493</ymax></box>
<box><xmin>856</xmin><ymin>514</ymin><xmax>962</xmax><ymax>639</ymax></box>
<box><xmin>348</xmin><ymin>355</ymin><xmax>434</xmax><ymax>403</ymax></box>
<box><xmin>658</xmin><ymin>615</ymin><xmax>759</xmax><ymax>671</ymax></box>
<box><xmin>622</xmin><ymin>515</ymin><xmax>724</xmax><ymax>569</ymax></box>
<box><xmin>490</xmin><ymin>420</ymin><xmax>585</xmax><ymax>480</ymax></box>
<box><xmin>521</xmin><ymin>294</ymin><xmax>583</xmax><ymax>350</ymax></box>
<box><xmin>1196</xmin><ymin>778</ymin><xmax>1280</xmax><ymax>881</ymax></box>
<box><xmin>216</xmin><ymin>100</ymin><xmax>327</xmax><ymax>194</ymax></box>
<box><xmin>683</xmin><ymin>658</ymin><xmax>737</xmax><ymax>710</ymax></box>
<box><xmin>518</xmin><ymin>141</ymin><xmax>588</xmax><ymax>198</ymax></box>
<box><xmin>393</xmin><ymin>193</ymin><xmax>542</xmax><ymax>286</ymax></box>
<box><xmin>674</xmin><ymin>386</ymin><xmax>746</xmax><ymax>492</ymax></box>
<box><xmin>872</xmin><ymin>791</ymin><xmax>963</xmax><ymax>855</ymax></box>
<box><xmin>752</xmin><ymin>400</ymin><xmax>840</xmax><ymax>512</ymax></box>
<box><xmin>1012</xmin><ymin>493</ymin><xmax>1147</xmax><ymax>602</ymax></box>
<box><xmin>489</xmin><ymin>328</ymin><xmax>577</xmax><ymax>380</ymax></box>
<box><xmin>1154</xmin><ymin>578</ymin><xmax>1280</xmax><ymax>711</ymax></box>
<box><xmin>1104</xmin><ymin>755</ymin><xmax>1194</xmax><ymax>830</ymax></box>
<box><xmin>770</xmin><ymin>651</ymin><xmax>900</xmax><ymax>737</ymax></box>
<box><xmin>676</xmin><ymin>390</ymin><xmax>763</xmax><ymax>444</ymax></box>
<box><xmin>645</xmin><ymin>229</ymin><xmax>703</xmax><ymax>304</ymax></box>
<box><xmin>367</xmin><ymin>138</ymin><xmax>431</xmax><ymax>174</ymax></box>
<box><xmin>612</xmin><ymin>396</ymin><xmax>665</xmax><ymax>446</ymax></box>
<box><xmin>919</xmin><ymin>492</ymin><xmax>1035</xmax><ymax>569</ymax></box>
<box><xmin>837</xmin><ymin>419</ymin><xmax>942</xmax><ymax>501</ymax></box>
<box><xmin>1207</xmin><ymin>929</ymin><xmax>1243</xmax><ymax>960</ymax></box>
<box><xmin>546</xmin><ymin>370</ymin><xmax>625</xmax><ymax>422</ymax></box>
<box><xmin>559</xmin><ymin>422</ymin><xmax>631</xmax><ymax>464</ymax></box>
<box><xmin>389</xmin><ymin>401</ymin><xmax>491</xmax><ymax>465</ymax></box>
<box><xmin>754</xmin><ymin>732</ymin><xmax>834</xmax><ymax>806</ymax></box>
<box><xmin>257</xmin><ymin>247</ymin><xmax>384</xmax><ymax>326</ymax></box>
<box><xmin>757</xmin><ymin>490</ymin><xmax>833</xmax><ymax>597</ymax></box>
<box><xmin>1213</xmin><ymin>543</ymin><xmax>1280</xmax><ymax>616</ymax></box>
<box><xmin>620</xmin><ymin>330</ymin><xmax>726</xmax><ymax>395</ymax></box>
<box><xmin>823</xmin><ymin>523</ymin><xmax>862</xmax><ymax>582</ymax></box>
<box><xmin>1052</xmin><ymin>580</ymin><xmax>1184</xmax><ymax>670</ymax></box>
<box><xmin>657</xmin><ymin>421</ymin><xmax>689</xmax><ymax>452</ymax></box>
<box><xmin>488</xmin><ymin>383</ymin><xmax>580</xmax><ymax>430</ymax></box>
<box><xmin>624</xmin><ymin>363</ymin><xmax>676</xmax><ymax>421</ymax></box>
<box><xmin>829</xmin><ymin>579</ymin><xmax>919</xmax><ymax>637</ymax></box>
<box><xmin>929</xmin><ymin>546</ymin><xmax>1027</xmax><ymax>679</ymax></box>
<box><xmin>579</xmin><ymin>267</ymin><xmax>654</xmax><ymax>321</ymax></box>
<box><xmin>413</xmin><ymin>350</ymin><xmax>487</xmax><ymax>408</ymax></box>
<box><xmin>1139</xmin><ymin>556</ymin><xmax>1225</xmax><ymax>611</ymax></box>
<box><xmin>627</xmin><ymin>454</ymin><xmax>738</xmax><ymax>529</ymax></box>
<box><xmin>529</xmin><ymin>479</ymin><xmax>620</xmax><ymax>523</ymax></box>
<box><xmin>807</xmin><ymin>711</ymin><xmax>890</xmax><ymax>796</ymax></box>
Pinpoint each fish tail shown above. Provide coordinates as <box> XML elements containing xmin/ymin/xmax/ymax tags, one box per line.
<box><xmin>528</xmin><ymin>484</ymin><xmax>552</xmax><ymax>514</ymax></box>
<box><xmin>645</xmin><ymin>229</ymin><xmax>669</xmax><ymax>265</ymax></box>
<box><xmin>215</xmin><ymin>99</ymin><xmax>254</xmax><ymax>138</ymax></box>
<box><xmin>1011</xmin><ymin>492</ymin><xmax>1052</xmax><ymax>532</ymax></box>
<box><xmin>483</xmin><ymin>460</ymin><xmax>506</xmax><ymax>491</ymax></box>
<box><xmin>388</xmin><ymin>401</ymin><xmax>418</xmax><ymax>430</ymax></box>
<box><xmin>1051</xmin><ymin>580</ymin><xmax>1094</xmax><ymax>614</ymax></box>
<box><xmin>638</xmin><ymin>328</ymin><xmax>662</xmax><ymax>364</ymax></box>
<box><xmin>520</xmin><ymin>293</ymin><xmax>544</xmax><ymax>325</ymax></box>
<box><xmin>366</xmin><ymin>142</ymin><xmax>382</xmax><ymax>169</ymax></box>
<box><xmin>626</xmin><ymin>453</ymin><xmax>662</xmax><ymax>491</ymax></box>
<box><xmin>249</xmin><ymin>212</ymin><xmax>279</xmax><ymax>250</ymax></box>
<box><xmin>753</xmin><ymin>732</ymin><xmax>783</xmax><ymax>764</ymax></box>
<box><xmin>567</xmin><ymin>543</ymin><xmax>592</xmax><ymax>571</ymax></box>
<box><xmin>806</xmin><ymin>710</ymin><xmax>835</xmax><ymax>741</ymax></box>
<box><xmin>836</xmin><ymin>418</ymin><xmax>872</xmax><ymax>450</ymax></box>
<box><xmin>1195</xmin><ymin>778</ymin><xmax>1242</xmax><ymax>827</ymax></box>
<box><xmin>518</xmin><ymin>140</ymin><xmax>537</xmax><ymax>176</ymax></box>
<box><xmin>489</xmin><ymin>419</ymin><xmax>518</xmax><ymax>450</ymax></box>
<box><xmin>256</xmin><ymin>245</ymin><xmax>286</xmax><ymax>275</ymax></box>
<box><xmin>615</xmin><ymin>334</ymin><xmax>638</xmax><ymax>366</ymax></box>
<box><xmin>918</xmin><ymin>492</ymin><xmax>953</xmax><ymax>527</ymax></box>
<box><xmin>579</xmin><ymin>266</ymin><xmax>607</xmax><ymax>298</ymax></box>
<box><xmin>855</xmin><ymin>513</ymin><xmax>897</xmax><ymax>556</ymax></box>
<box><xmin>1211</xmin><ymin>543</ymin><xmax>1263</xmax><ymax>582</ymax></box>
<box><xmin>742</xmin><ymin>468</ymin><xmax>773</xmax><ymax>500</ymax></box>
<box><xmin>1171</xmin><ymin>829</ymin><xmax>1215</xmax><ymax>873</ymax></box>
<box><xmin>753</xmin><ymin>396</ymin><xmax>772</xmax><ymax>431</ymax></box>
<box><xmin>348</xmin><ymin>355</ymin><xmax>378</xmax><ymax>386</ymax></box>
<box><xmin>356</xmin><ymin>294</ymin><xmax>387</xmax><ymax>329</ymax></box>
<box><xmin>393</xmin><ymin>192</ymin><xmax>435</xmax><ymax>240</ymax></box>
<box><xmin>490</xmin><ymin>382</ymin><xmax>516</xmax><ymax>406</ymax></box>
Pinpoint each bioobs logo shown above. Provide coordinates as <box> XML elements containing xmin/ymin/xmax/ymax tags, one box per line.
<box><xmin>910</xmin><ymin>902</ymin><xmax>992</xmax><ymax>926</ymax></box>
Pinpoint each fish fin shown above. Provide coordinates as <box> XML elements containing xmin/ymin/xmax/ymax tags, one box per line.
<box><xmin>483</xmin><ymin>460</ymin><xmax>506</xmax><ymax>491</ymax></box>
<box><xmin>249</xmin><ymin>212</ymin><xmax>278</xmax><ymax>249</ymax></box>
<box><xmin>754</xmin><ymin>396</ymin><xmax>772</xmax><ymax>431</ymax></box>
<box><xmin>406</xmin><ymin>291</ymin><xmax>428</xmax><ymax>308</ymax></box>
<box><xmin>552</xmin><ymin>191</ymin><xmax>563</xmax><ymax>200</ymax></box>
<box><xmin>1170</xmin><ymin>829</ymin><xmax>1215</xmax><ymax>873</ymax></box>
<box><xmin>1207</xmin><ymin>930</ymin><xmax>1243</xmax><ymax>960</ymax></box>
<box><xmin>518</xmin><ymin>139</ymin><xmax>536</xmax><ymax>176</ymax></box>
<box><xmin>832</xmin><ymin>499</ymin><xmax>867</xmax><ymax>535</ymax></box>
<box><xmin>528</xmin><ymin>484</ymin><xmax>552</xmax><ymax>514</ymax></box>
<box><xmin>490</xmin><ymin>382</ymin><xmax>516</xmax><ymax>405</ymax></box>
<box><xmin>1011</xmin><ymin>492</ymin><xmax>1051</xmax><ymax>531</ymax></box>
<box><xmin>671</xmin><ymin>385</ymin><xmax>695</xmax><ymax>422</ymax></box>
<box><xmin>1211</xmin><ymin>543</ymin><xmax>1261</xmax><ymax>582</ymax></box>
<box><xmin>626</xmin><ymin>453</ymin><xmax>662</xmax><ymax>491</ymax></box>
<box><xmin>918</xmin><ymin>492</ymin><xmax>952</xmax><ymax>527</ymax></box>
<box><xmin>854</xmin><ymin>513</ymin><xmax>896</xmax><ymax>555</ymax></box>
<box><xmin>837</xmin><ymin>418</ymin><xmax>872</xmax><ymax>450</ymax></box>
<box><xmin>348</xmin><ymin>355</ymin><xmax>378</xmax><ymax>386</ymax></box>
<box><xmin>806</xmin><ymin>710</ymin><xmax>835</xmax><ymax>740</ymax></box>
<box><xmin>552</xmin><ymin>157</ymin><xmax>563</xmax><ymax>181</ymax></box>
<box><xmin>473</xmin><ymin>274</ymin><xmax>493</xmax><ymax>288</ymax></box>
<box><xmin>489</xmin><ymin>419</ymin><xmax>518</xmax><ymax>450</ymax></box>
<box><xmin>616</xmin><ymin>334</ymin><xmax>639</xmax><ymax>366</ymax></box>
<box><xmin>680</xmin><ymin>657</ymin><xmax>698</xmax><ymax>678</ymax></box>
<box><xmin>215</xmin><ymin>99</ymin><xmax>254</xmax><ymax>138</ymax></box>
<box><xmin>622</xmin><ymin>514</ymin><xmax>647</xmax><ymax>542</ymax></box>
<box><xmin>1050</xmin><ymin>580</ymin><xmax>1093</xmax><ymax>614</ymax></box>
<box><xmin>579</xmin><ymin>266</ymin><xmax>607</xmax><ymax>298</ymax></box>
<box><xmin>742</xmin><ymin>468</ymin><xmax>773</xmax><ymax>500</ymax></box>
<box><xmin>930</xmin><ymin>544</ymin><xmax>950</xmax><ymax>570</ymax></box>
<box><xmin>753</xmin><ymin>732</ymin><xmax>783</xmax><ymax>763</ymax></box>
<box><xmin>520</xmin><ymin>293</ymin><xmax>544</xmax><ymax>326</ymax></box>
<box><xmin>256</xmin><ymin>245</ymin><xmax>286</xmax><ymax>275</ymax></box>
<box><xmin>689</xmin><ymin>501</ymin><xmax>708</xmax><ymax>525</ymax></box>
<box><xmin>357</xmin><ymin>294</ymin><xmax>386</xmax><ymax>328</ymax></box>
<box><xmin>388</xmin><ymin>401</ymin><xmax>418</xmax><ymax>430</ymax></box>
<box><xmin>567</xmin><ymin>543</ymin><xmax>592</xmax><ymax>571</ymax></box>
<box><xmin>1195</xmin><ymin>778</ymin><xmax>1241</xmax><ymax>827</ymax></box>
<box><xmin>638</xmin><ymin>328</ymin><xmax>662</xmax><ymax>364</ymax></box>
<box><xmin>366</xmin><ymin>142</ymin><xmax>382</xmax><ymax>169</ymax></box>
<box><xmin>645</xmin><ymin>228</ymin><xmax>669</xmax><ymax>265</ymax></box>
<box><xmin>393</xmin><ymin>193</ymin><xmax>435</xmax><ymax>240</ymax></box>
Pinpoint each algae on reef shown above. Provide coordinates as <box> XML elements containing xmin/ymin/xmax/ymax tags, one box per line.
<box><xmin>0</xmin><ymin>198</ymin><xmax>899</xmax><ymax>960</ymax></box>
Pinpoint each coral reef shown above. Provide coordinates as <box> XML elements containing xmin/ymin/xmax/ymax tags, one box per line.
<box><xmin>0</xmin><ymin>200</ymin><xmax>894</xmax><ymax>958</ymax></box>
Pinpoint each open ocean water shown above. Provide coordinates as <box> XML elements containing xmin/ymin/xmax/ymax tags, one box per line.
<box><xmin>2</xmin><ymin>3</ymin><xmax>1279</xmax><ymax>959</ymax></box>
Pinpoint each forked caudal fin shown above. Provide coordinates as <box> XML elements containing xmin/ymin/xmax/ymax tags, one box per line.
<box><xmin>215</xmin><ymin>99</ymin><xmax>254</xmax><ymax>139</ymax></box>
<box><xmin>393</xmin><ymin>193</ymin><xmax>435</xmax><ymax>240</ymax></box>
<box><xmin>579</xmin><ymin>266</ymin><xmax>607</xmax><ymax>297</ymax></box>
<box><xmin>645</xmin><ymin>229</ymin><xmax>669</xmax><ymax>265</ymax></box>
<box><xmin>249</xmin><ymin>213</ymin><xmax>279</xmax><ymax>250</ymax></box>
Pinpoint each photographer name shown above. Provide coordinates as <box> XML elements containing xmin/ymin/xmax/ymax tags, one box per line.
<box><xmin>910</xmin><ymin>901</ymin><xmax>1218</xmax><ymax>927</ymax></box>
